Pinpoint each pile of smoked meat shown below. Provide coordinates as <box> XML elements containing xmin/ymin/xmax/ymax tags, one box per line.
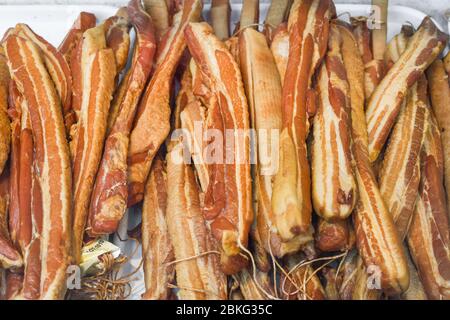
<box><xmin>0</xmin><ymin>0</ymin><xmax>449</xmax><ymax>300</ymax></box>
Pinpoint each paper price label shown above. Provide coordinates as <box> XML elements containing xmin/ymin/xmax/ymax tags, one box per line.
<box><xmin>80</xmin><ymin>239</ymin><xmax>121</xmax><ymax>276</ymax></box>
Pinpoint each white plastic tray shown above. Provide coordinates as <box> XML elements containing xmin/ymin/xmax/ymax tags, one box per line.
<box><xmin>0</xmin><ymin>5</ymin><xmax>117</xmax><ymax>45</ymax></box>
<box><xmin>0</xmin><ymin>3</ymin><xmax>447</xmax><ymax>300</ymax></box>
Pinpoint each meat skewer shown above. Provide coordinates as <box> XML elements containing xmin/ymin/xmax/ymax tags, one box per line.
<box><xmin>143</xmin><ymin>0</ymin><xmax>171</xmax><ymax>41</ymax></box>
<box><xmin>210</xmin><ymin>0</ymin><xmax>231</xmax><ymax>40</ymax></box>
<box><xmin>263</xmin><ymin>0</ymin><xmax>292</xmax><ymax>42</ymax></box>
<box><xmin>238</xmin><ymin>0</ymin><xmax>260</xmax><ymax>31</ymax></box>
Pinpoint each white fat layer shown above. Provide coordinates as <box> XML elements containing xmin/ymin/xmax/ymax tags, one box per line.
<box><xmin>367</xmin><ymin>25</ymin><xmax>443</xmax><ymax>154</ymax></box>
<box><xmin>356</xmin><ymin>168</ymin><xmax>404</xmax><ymax>289</ymax></box>
<box><xmin>380</xmin><ymin>84</ymin><xmax>423</xmax><ymax>217</ymax></box>
<box><xmin>313</xmin><ymin>64</ymin><xmax>355</xmax><ymax>218</ymax></box>
<box><xmin>290</xmin><ymin>0</ymin><xmax>319</xmax><ymax>148</ymax></box>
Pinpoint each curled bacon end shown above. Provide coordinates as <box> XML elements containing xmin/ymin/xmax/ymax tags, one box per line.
<box><xmin>58</xmin><ymin>12</ymin><xmax>97</xmax><ymax>62</ymax></box>
<box><xmin>0</xmin><ymin>233</ymin><xmax>23</xmax><ymax>269</ymax></box>
<box><xmin>315</xmin><ymin>218</ymin><xmax>355</xmax><ymax>253</ymax></box>
<box><xmin>103</xmin><ymin>13</ymin><xmax>131</xmax><ymax>73</ymax></box>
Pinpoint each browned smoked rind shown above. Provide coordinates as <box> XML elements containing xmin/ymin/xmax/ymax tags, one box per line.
<box><xmin>58</xmin><ymin>12</ymin><xmax>97</xmax><ymax>64</ymax></box>
<box><xmin>240</xmin><ymin>28</ymin><xmax>310</xmax><ymax>258</ymax></box>
<box><xmin>378</xmin><ymin>76</ymin><xmax>428</xmax><ymax>240</ymax></box>
<box><xmin>127</xmin><ymin>0</ymin><xmax>202</xmax><ymax>207</ymax></box>
<box><xmin>427</xmin><ymin>58</ymin><xmax>450</xmax><ymax>219</ymax></box>
<box><xmin>365</xmin><ymin>17</ymin><xmax>448</xmax><ymax>162</ymax></box>
<box><xmin>407</xmin><ymin>110</ymin><xmax>450</xmax><ymax>300</ymax></box>
<box><xmin>270</xmin><ymin>24</ymin><xmax>289</xmax><ymax>83</ymax></box>
<box><xmin>88</xmin><ymin>0</ymin><xmax>156</xmax><ymax>237</ymax></box>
